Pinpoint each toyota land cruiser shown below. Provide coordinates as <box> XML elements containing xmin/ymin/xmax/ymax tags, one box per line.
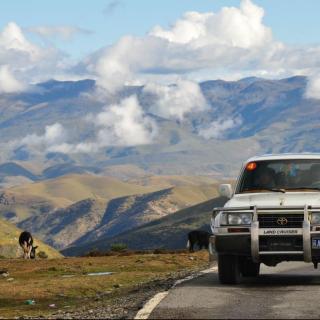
<box><xmin>210</xmin><ymin>154</ymin><xmax>320</xmax><ymax>284</ymax></box>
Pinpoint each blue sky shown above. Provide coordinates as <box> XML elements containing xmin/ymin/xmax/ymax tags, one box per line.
<box><xmin>1</xmin><ymin>0</ymin><xmax>320</xmax><ymax>60</ymax></box>
<box><xmin>1</xmin><ymin>0</ymin><xmax>320</xmax><ymax>96</ymax></box>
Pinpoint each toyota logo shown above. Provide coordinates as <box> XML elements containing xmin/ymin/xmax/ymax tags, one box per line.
<box><xmin>277</xmin><ymin>217</ymin><xmax>288</xmax><ymax>225</ymax></box>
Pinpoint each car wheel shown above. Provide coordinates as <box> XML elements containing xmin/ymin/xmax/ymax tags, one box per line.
<box><xmin>218</xmin><ymin>254</ymin><xmax>241</xmax><ymax>284</ymax></box>
<box><xmin>240</xmin><ymin>258</ymin><xmax>260</xmax><ymax>277</ymax></box>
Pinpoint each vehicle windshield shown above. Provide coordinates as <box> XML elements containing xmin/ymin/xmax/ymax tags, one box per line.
<box><xmin>237</xmin><ymin>159</ymin><xmax>320</xmax><ymax>193</ymax></box>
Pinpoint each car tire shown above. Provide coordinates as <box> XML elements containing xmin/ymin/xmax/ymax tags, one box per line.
<box><xmin>240</xmin><ymin>259</ymin><xmax>260</xmax><ymax>277</ymax></box>
<box><xmin>218</xmin><ymin>254</ymin><xmax>241</xmax><ymax>284</ymax></box>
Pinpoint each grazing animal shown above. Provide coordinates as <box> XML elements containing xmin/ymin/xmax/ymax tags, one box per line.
<box><xmin>19</xmin><ymin>231</ymin><xmax>38</xmax><ymax>259</ymax></box>
<box><xmin>187</xmin><ymin>230</ymin><xmax>211</xmax><ymax>252</ymax></box>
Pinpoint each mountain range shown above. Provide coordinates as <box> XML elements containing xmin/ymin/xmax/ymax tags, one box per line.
<box><xmin>0</xmin><ymin>76</ymin><xmax>318</xmax><ymax>186</ymax></box>
<box><xmin>0</xmin><ymin>75</ymin><xmax>319</xmax><ymax>255</ymax></box>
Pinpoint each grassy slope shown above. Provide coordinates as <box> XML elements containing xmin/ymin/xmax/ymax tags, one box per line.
<box><xmin>0</xmin><ymin>174</ymin><xmax>159</xmax><ymax>222</ymax></box>
<box><xmin>0</xmin><ymin>219</ymin><xmax>62</xmax><ymax>259</ymax></box>
<box><xmin>18</xmin><ymin>198</ymin><xmax>108</xmax><ymax>250</ymax></box>
<box><xmin>128</xmin><ymin>175</ymin><xmax>217</xmax><ymax>189</ymax></box>
<box><xmin>70</xmin><ymin>183</ymin><xmax>220</xmax><ymax>248</ymax></box>
<box><xmin>18</xmin><ymin>183</ymin><xmax>220</xmax><ymax>250</ymax></box>
<box><xmin>1</xmin><ymin>173</ymin><xmax>227</xmax><ymax>252</ymax></box>
<box><xmin>63</xmin><ymin>196</ymin><xmax>228</xmax><ymax>256</ymax></box>
<box><xmin>7</xmin><ymin>174</ymin><xmax>157</xmax><ymax>205</ymax></box>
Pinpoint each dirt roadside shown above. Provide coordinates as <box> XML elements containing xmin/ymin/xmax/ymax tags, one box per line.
<box><xmin>45</xmin><ymin>268</ymin><xmax>209</xmax><ymax>319</ymax></box>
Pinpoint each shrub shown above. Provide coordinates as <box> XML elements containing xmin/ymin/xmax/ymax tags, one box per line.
<box><xmin>84</xmin><ymin>249</ymin><xmax>105</xmax><ymax>257</ymax></box>
<box><xmin>153</xmin><ymin>248</ymin><xmax>166</xmax><ymax>254</ymax></box>
<box><xmin>110</xmin><ymin>243</ymin><xmax>127</xmax><ymax>252</ymax></box>
<box><xmin>37</xmin><ymin>251</ymin><xmax>48</xmax><ymax>259</ymax></box>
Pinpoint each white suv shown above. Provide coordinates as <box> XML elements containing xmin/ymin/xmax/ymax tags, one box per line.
<box><xmin>210</xmin><ymin>153</ymin><xmax>320</xmax><ymax>284</ymax></box>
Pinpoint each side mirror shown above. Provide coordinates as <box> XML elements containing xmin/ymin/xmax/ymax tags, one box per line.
<box><xmin>218</xmin><ymin>184</ymin><xmax>233</xmax><ymax>199</ymax></box>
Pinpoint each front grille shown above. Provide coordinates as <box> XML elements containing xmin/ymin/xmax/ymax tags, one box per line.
<box><xmin>259</xmin><ymin>236</ymin><xmax>303</xmax><ymax>252</ymax></box>
<box><xmin>258</xmin><ymin>214</ymin><xmax>304</xmax><ymax>228</ymax></box>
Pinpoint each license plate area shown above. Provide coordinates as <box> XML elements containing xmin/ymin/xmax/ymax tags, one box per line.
<box><xmin>259</xmin><ymin>228</ymin><xmax>302</xmax><ymax>236</ymax></box>
<box><xmin>312</xmin><ymin>239</ymin><xmax>320</xmax><ymax>249</ymax></box>
<box><xmin>259</xmin><ymin>235</ymin><xmax>303</xmax><ymax>252</ymax></box>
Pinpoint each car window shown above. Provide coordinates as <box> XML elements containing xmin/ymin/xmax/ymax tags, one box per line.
<box><xmin>237</xmin><ymin>159</ymin><xmax>320</xmax><ymax>193</ymax></box>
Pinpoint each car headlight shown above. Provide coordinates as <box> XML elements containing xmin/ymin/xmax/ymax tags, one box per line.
<box><xmin>224</xmin><ymin>212</ymin><xmax>252</xmax><ymax>225</ymax></box>
<box><xmin>220</xmin><ymin>213</ymin><xmax>228</xmax><ymax>225</ymax></box>
<box><xmin>228</xmin><ymin>214</ymin><xmax>242</xmax><ymax>225</ymax></box>
<box><xmin>311</xmin><ymin>212</ymin><xmax>320</xmax><ymax>225</ymax></box>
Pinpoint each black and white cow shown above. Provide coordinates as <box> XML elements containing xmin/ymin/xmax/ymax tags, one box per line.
<box><xmin>187</xmin><ymin>230</ymin><xmax>211</xmax><ymax>252</ymax></box>
<box><xmin>19</xmin><ymin>231</ymin><xmax>38</xmax><ymax>259</ymax></box>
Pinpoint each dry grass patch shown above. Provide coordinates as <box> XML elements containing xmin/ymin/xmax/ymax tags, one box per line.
<box><xmin>0</xmin><ymin>251</ymin><xmax>208</xmax><ymax>318</ymax></box>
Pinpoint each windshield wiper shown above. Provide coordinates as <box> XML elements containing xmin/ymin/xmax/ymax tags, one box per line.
<box><xmin>243</xmin><ymin>187</ymin><xmax>286</xmax><ymax>193</ymax></box>
<box><xmin>259</xmin><ymin>188</ymin><xmax>286</xmax><ymax>193</ymax></box>
<box><xmin>285</xmin><ymin>187</ymin><xmax>320</xmax><ymax>192</ymax></box>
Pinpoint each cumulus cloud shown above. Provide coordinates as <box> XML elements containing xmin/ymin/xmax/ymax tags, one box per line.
<box><xmin>3</xmin><ymin>123</ymin><xmax>68</xmax><ymax>160</ymax></box>
<box><xmin>27</xmin><ymin>26</ymin><xmax>93</xmax><ymax>40</ymax></box>
<box><xmin>143</xmin><ymin>80</ymin><xmax>208</xmax><ymax>121</ymax></box>
<box><xmin>90</xmin><ymin>0</ymin><xmax>280</xmax><ymax>93</ymax></box>
<box><xmin>21</xmin><ymin>123</ymin><xmax>67</xmax><ymax>149</ymax></box>
<box><xmin>305</xmin><ymin>74</ymin><xmax>320</xmax><ymax>100</ymax></box>
<box><xmin>3</xmin><ymin>95</ymin><xmax>157</xmax><ymax>157</ymax></box>
<box><xmin>198</xmin><ymin>118</ymin><xmax>242</xmax><ymax>139</ymax></box>
<box><xmin>0</xmin><ymin>22</ymin><xmax>42</xmax><ymax>61</ymax></box>
<box><xmin>0</xmin><ymin>22</ymin><xmax>69</xmax><ymax>87</ymax></box>
<box><xmin>91</xmin><ymin>95</ymin><xmax>157</xmax><ymax>146</ymax></box>
<box><xmin>150</xmin><ymin>0</ymin><xmax>271</xmax><ymax>48</ymax></box>
<box><xmin>50</xmin><ymin>95</ymin><xmax>157</xmax><ymax>153</ymax></box>
<box><xmin>88</xmin><ymin>0</ymin><xmax>320</xmax><ymax>97</ymax></box>
<box><xmin>0</xmin><ymin>65</ymin><xmax>26</xmax><ymax>93</ymax></box>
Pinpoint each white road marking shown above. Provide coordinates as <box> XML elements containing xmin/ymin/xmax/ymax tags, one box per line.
<box><xmin>135</xmin><ymin>292</ymin><xmax>169</xmax><ymax>320</ymax></box>
<box><xmin>134</xmin><ymin>266</ymin><xmax>218</xmax><ymax>320</ymax></box>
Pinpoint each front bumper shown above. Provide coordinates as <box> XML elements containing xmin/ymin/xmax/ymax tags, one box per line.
<box><xmin>211</xmin><ymin>234</ymin><xmax>251</xmax><ymax>255</ymax></box>
<box><xmin>211</xmin><ymin>205</ymin><xmax>320</xmax><ymax>263</ymax></box>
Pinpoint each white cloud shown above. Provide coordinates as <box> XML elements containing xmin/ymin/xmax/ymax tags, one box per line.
<box><xmin>88</xmin><ymin>0</ymin><xmax>320</xmax><ymax>96</ymax></box>
<box><xmin>150</xmin><ymin>0</ymin><xmax>272</xmax><ymax>48</ymax></box>
<box><xmin>0</xmin><ymin>22</ymin><xmax>42</xmax><ymax>61</ymax></box>
<box><xmin>1</xmin><ymin>1</ymin><xmax>320</xmax><ymax>95</ymax></box>
<box><xmin>0</xmin><ymin>65</ymin><xmax>26</xmax><ymax>93</ymax></box>
<box><xmin>21</xmin><ymin>123</ymin><xmax>67</xmax><ymax>149</ymax></box>
<box><xmin>90</xmin><ymin>0</ymin><xmax>279</xmax><ymax>93</ymax></box>
<box><xmin>198</xmin><ymin>118</ymin><xmax>242</xmax><ymax>140</ymax></box>
<box><xmin>27</xmin><ymin>26</ymin><xmax>93</xmax><ymax>40</ymax></box>
<box><xmin>0</xmin><ymin>22</ymin><xmax>69</xmax><ymax>87</ymax></box>
<box><xmin>50</xmin><ymin>95</ymin><xmax>158</xmax><ymax>153</ymax></box>
<box><xmin>144</xmin><ymin>80</ymin><xmax>208</xmax><ymax>121</ymax></box>
<box><xmin>2</xmin><ymin>123</ymin><xmax>68</xmax><ymax>160</ymax></box>
<box><xmin>305</xmin><ymin>74</ymin><xmax>320</xmax><ymax>100</ymax></box>
<box><xmin>94</xmin><ymin>95</ymin><xmax>157</xmax><ymax>146</ymax></box>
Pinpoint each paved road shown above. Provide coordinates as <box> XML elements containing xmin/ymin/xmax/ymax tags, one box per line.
<box><xmin>150</xmin><ymin>262</ymin><xmax>320</xmax><ymax>319</ymax></box>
